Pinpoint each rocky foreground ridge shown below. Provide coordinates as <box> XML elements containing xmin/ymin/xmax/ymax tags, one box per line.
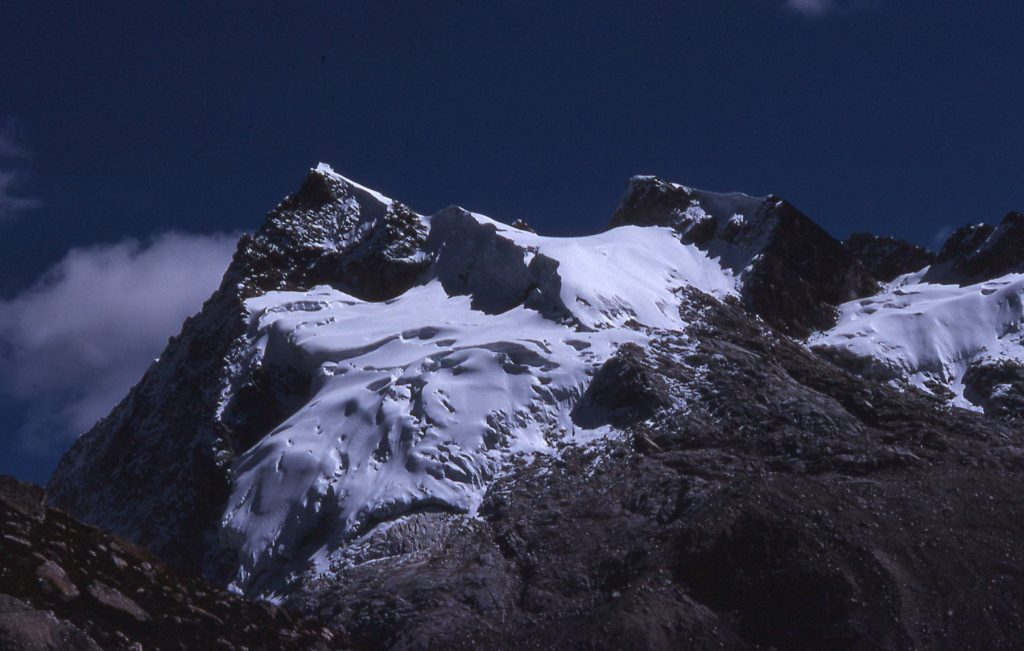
<box><xmin>27</xmin><ymin>166</ymin><xmax>1024</xmax><ymax>649</ymax></box>
<box><xmin>0</xmin><ymin>476</ymin><xmax>337</xmax><ymax>650</ymax></box>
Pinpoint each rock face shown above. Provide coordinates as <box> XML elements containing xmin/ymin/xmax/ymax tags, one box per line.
<box><xmin>610</xmin><ymin>176</ymin><xmax>878</xmax><ymax>337</ymax></box>
<box><xmin>963</xmin><ymin>359</ymin><xmax>1024</xmax><ymax>419</ymax></box>
<box><xmin>43</xmin><ymin>165</ymin><xmax>1024</xmax><ymax>649</ymax></box>
<box><xmin>0</xmin><ymin>594</ymin><xmax>99</xmax><ymax>651</ymax></box>
<box><xmin>925</xmin><ymin>211</ymin><xmax>1024</xmax><ymax>284</ymax></box>
<box><xmin>843</xmin><ymin>232</ymin><xmax>935</xmax><ymax>282</ymax></box>
<box><xmin>0</xmin><ymin>476</ymin><xmax>338</xmax><ymax>650</ymax></box>
<box><xmin>570</xmin><ymin>342</ymin><xmax>671</xmax><ymax>428</ymax></box>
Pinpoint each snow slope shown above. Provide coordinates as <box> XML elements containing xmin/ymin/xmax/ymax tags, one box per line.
<box><xmin>218</xmin><ymin>167</ymin><xmax>737</xmax><ymax>594</ymax></box>
<box><xmin>810</xmin><ymin>268</ymin><xmax>1024</xmax><ymax>409</ymax></box>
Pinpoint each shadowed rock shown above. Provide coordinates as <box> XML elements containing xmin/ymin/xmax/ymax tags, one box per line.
<box><xmin>963</xmin><ymin>359</ymin><xmax>1024</xmax><ymax>419</ymax></box>
<box><xmin>0</xmin><ymin>595</ymin><xmax>99</xmax><ymax>651</ymax></box>
<box><xmin>925</xmin><ymin>211</ymin><xmax>1024</xmax><ymax>284</ymax></box>
<box><xmin>611</xmin><ymin>176</ymin><xmax>878</xmax><ymax>337</ymax></box>
<box><xmin>572</xmin><ymin>342</ymin><xmax>671</xmax><ymax>428</ymax></box>
<box><xmin>0</xmin><ymin>474</ymin><xmax>339</xmax><ymax>649</ymax></box>
<box><xmin>843</xmin><ymin>232</ymin><xmax>935</xmax><ymax>282</ymax></box>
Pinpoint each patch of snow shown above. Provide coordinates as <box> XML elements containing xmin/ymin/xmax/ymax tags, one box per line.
<box><xmin>688</xmin><ymin>188</ymin><xmax>764</xmax><ymax>225</ymax></box>
<box><xmin>314</xmin><ymin>163</ymin><xmax>395</xmax><ymax>211</ymax></box>
<box><xmin>810</xmin><ymin>271</ymin><xmax>1024</xmax><ymax>409</ymax></box>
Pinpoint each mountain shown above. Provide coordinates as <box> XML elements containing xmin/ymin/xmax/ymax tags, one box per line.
<box><xmin>44</xmin><ymin>165</ymin><xmax>1024</xmax><ymax>648</ymax></box>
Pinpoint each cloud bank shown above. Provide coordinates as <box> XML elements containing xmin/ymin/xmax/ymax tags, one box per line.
<box><xmin>931</xmin><ymin>225</ymin><xmax>954</xmax><ymax>252</ymax></box>
<box><xmin>0</xmin><ymin>232</ymin><xmax>239</xmax><ymax>453</ymax></box>
<box><xmin>0</xmin><ymin>122</ymin><xmax>40</xmax><ymax>222</ymax></box>
<box><xmin>0</xmin><ymin>130</ymin><xmax>25</xmax><ymax>157</ymax></box>
<box><xmin>782</xmin><ymin>0</ymin><xmax>879</xmax><ymax>16</ymax></box>
<box><xmin>785</xmin><ymin>0</ymin><xmax>834</xmax><ymax>15</ymax></box>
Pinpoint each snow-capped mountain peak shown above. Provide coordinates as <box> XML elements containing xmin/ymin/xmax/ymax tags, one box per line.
<box><xmin>218</xmin><ymin>178</ymin><xmax>740</xmax><ymax>593</ymax></box>
<box><xmin>51</xmin><ymin>165</ymin><xmax>745</xmax><ymax>596</ymax></box>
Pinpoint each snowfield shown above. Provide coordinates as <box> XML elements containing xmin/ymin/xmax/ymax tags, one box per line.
<box><xmin>811</xmin><ymin>268</ymin><xmax>1024</xmax><ymax>409</ymax></box>
<box><xmin>218</xmin><ymin>167</ymin><xmax>738</xmax><ymax>594</ymax></box>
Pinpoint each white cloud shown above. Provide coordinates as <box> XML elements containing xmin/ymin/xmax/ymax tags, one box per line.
<box><xmin>931</xmin><ymin>225</ymin><xmax>954</xmax><ymax>252</ymax></box>
<box><xmin>0</xmin><ymin>232</ymin><xmax>239</xmax><ymax>453</ymax></box>
<box><xmin>785</xmin><ymin>0</ymin><xmax>834</xmax><ymax>15</ymax></box>
<box><xmin>0</xmin><ymin>169</ymin><xmax>40</xmax><ymax>221</ymax></box>
<box><xmin>0</xmin><ymin>130</ymin><xmax>25</xmax><ymax>158</ymax></box>
<box><xmin>0</xmin><ymin>121</ymin><xmax>39</xmax><ymax>223</ymax></box>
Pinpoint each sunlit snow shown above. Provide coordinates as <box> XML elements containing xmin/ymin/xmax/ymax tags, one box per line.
<box><xmin>811</xmin><ymin>268</ymin><xmax>1024</xmax><ymax>408</ymax></box>
<box><xmin>218</xmin><ymin>169</ymin><xmax>737</xmax><ymax>593</ymax></box>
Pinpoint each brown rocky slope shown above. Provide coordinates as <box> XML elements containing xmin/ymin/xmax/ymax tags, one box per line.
<box><xmin>0</xmin><ymin>476</ymin><xmax>342</xmax><ymax>650</ymax></box>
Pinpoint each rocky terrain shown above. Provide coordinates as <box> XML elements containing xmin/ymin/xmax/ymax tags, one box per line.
<box><xmin>843</xmin><ymin>233</ymin><xmax>935</xmax><ymax>282</ymax></box>
<box><xmin>610</xmin><ymin>176</ymin><xmax>878</xmax><ymax>337</ymax></box>
<box><xmin>30</xmin><ymin>165</ymin><xmax>1024</xmax><ymax>648</ymax></box>
<box><xmin>924</xmin><ymin>211</ymin><xmax>1024</xmax><ymax>284</ymax></box>
<box><xmin>0</xmin><ymin>476</ymin><xmax>338</xmax><ymax>650</ymax></box>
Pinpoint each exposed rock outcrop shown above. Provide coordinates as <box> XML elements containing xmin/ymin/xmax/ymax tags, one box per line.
<box><xmin>611</xmin><ymin>176</ymin><xmax>878</xmax><ymax>337</ymax></box>
<box><xmin>925</xmin><ymin>211</ymin><xmax>1024</xmax><ymax>284</ymax></box>
<box><xmin>571</xmin><ymin>342</ymin><xmax>671</xmax><ymax>428</ymax></box>
<box><xmin>843</xmin><ymin>232</ymin><xmax>935</xmax><ymax>282</ymax></box>
<box><xmin>963</xmin><ymin>358</ymin><xmax>1024</xmax><ymax>419</ymax></box>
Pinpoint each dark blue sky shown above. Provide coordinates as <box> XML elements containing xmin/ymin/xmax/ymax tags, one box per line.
<box><xmin>2</xmin><ymin>1</ymin><xmax>1023</xmax><ymax>482</ymax></box>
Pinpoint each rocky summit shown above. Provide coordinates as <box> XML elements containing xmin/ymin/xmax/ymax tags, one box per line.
<box><xmin>15</xmin><ymin>164</ymin><xmax>1024</xmax><ymax>649</ymax></box>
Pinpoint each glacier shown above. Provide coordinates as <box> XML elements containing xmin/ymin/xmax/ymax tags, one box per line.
<box><xmin>811</xmin><ymin>267</ymin><xmax>1024</xmax><ymax>409</ymax></box>
<box><xmin>218</xmin><ymin>165</ymin><xmax>738</xmax><ymax>594</ymax></box>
